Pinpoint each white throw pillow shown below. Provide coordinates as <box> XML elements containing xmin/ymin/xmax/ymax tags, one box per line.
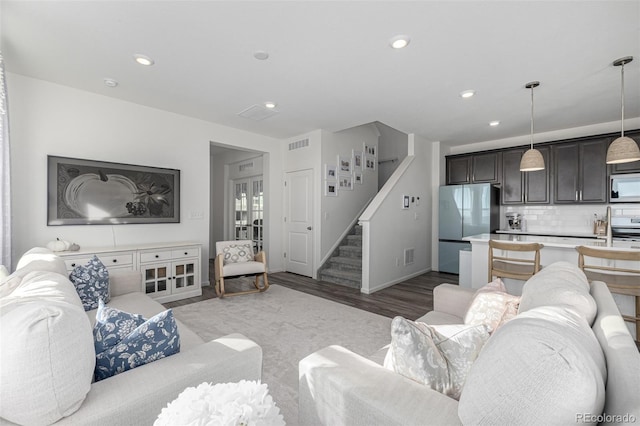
<box><xmin>0</xmin><ymin>271</ymin><xmax>95</xmax><ymax>425</ymax></box>
<box><xmin>458</xmin><ymin>305</ymin><xmax>606</xmax><ymax>425</ymax></box>
<box><xmin>518</xmin><ymin>261</ymin><xmax>597</xmax><ymax>325</ymax></box>
<box><xmin>0</xmin><ymin>247</ymin><xmax>69</xmax><ymax>298</ymax></box>
<box><xmin>0</xmin><ymin>265</ymin><xmax>8</xmax><ymax>279</ymax></box>
<box><xmin>222</xmin><ymin>243</ymin><xmax>254</xmax><ymax>265</ymax></box>
<box><xmin>464</xmin><ymin>279</ymin><xmax>520</xmax><ymax>333</ymax></box>
<box><xmin>384</xmin><ymin>317</ymin><xmax>490</xmax><ymax>400</ymax></box>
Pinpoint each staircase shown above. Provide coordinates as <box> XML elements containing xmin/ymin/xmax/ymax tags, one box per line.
<box><xmin>318</xmin><ymin>224</ymin><xmax>362</xmax><ymax>289</ymax></box>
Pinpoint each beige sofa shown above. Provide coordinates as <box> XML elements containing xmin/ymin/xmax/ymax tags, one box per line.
<box><xmin>299</xmin><ymin>261</ymin><xmax>640</xmax><ymax>425</ymax></box>
<box><xmin>0</xmin><ymin>248</ymin><xmax>262</xmax><ymax>426</ymax></box>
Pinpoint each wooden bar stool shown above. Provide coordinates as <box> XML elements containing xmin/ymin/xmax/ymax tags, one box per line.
<box><xmin>576</xmin><ymin>245</ymin><xmax>640</xmax><ymax>342</ymax></box>
<box><xmin>488</xmin><ymin>240</ymin><xmax>544</xmax><ymax>282</ymax></box>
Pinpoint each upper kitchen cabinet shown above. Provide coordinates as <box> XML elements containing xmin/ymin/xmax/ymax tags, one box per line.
<box><xmin>446</xmin><ymin>152</ymin><xmax>500</xmax><ymax>185</ymax></box>
<box><xmin>446</xmin><ymin>155</ymin><xmax>471</xmax><ymax>184</ymax></box>
<box><xmin>610</xmin><ymin>129</ymin><xmax>640</xmax><ymax>174</ymax></box>
<box><xmin>553</xmin><ymin>138</ymin><xmax>608</xmax><ymax>204</ymax></box>
<box><xmin>472</xmin><ymin>152</ymin><xmax>501</xmax><ymax>183</ymax></box>
<box><xmin>501</xmin><ymin>146</ymin><xmax>550</xmax><ymax>205</ymax></box>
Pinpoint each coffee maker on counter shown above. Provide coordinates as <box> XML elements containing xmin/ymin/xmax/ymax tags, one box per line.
<box><xmin>506</xmin><ymin>213</ymin><xmax>523</xmax><ymax>231</ymax></box>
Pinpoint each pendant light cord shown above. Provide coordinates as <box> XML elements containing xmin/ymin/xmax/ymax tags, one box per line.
<box><xmin>530</xmin><ymin>85</ymin><xmax>535</xmax><ymax>149</ymax></box>
<box><xmin>621</xmin><ymin>61</ymin><xmax>625</xmax><ymax>137</ymax></box>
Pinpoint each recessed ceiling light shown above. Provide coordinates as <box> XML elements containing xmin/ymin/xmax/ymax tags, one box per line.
<box><xmin>103</xmin><ymin>78</ymin><xmax>118</xmax><ymax>88</ymax></box>
<box><xmin>389</xmin><ymin>35</ymin><xmax>411</xmax><ymax>49</ymax></box>
<box><xmin>264</xmin><ymin>101</ymin><xmax>277</xmax><ymax>109</ymax></box>
<box><xmin>489</xmin><ymin>120</ymin><xmax>500</xmax><ymax>127</ymax></box>
<box><xmin>133</xmin><ymin>54</ymin><xmax>154</xmax><ymax>66</ymax></box>
<box><xmin>460</xmin><ymin>90</ymin><xmax>476</xmax><ymax>99</ymax></box>
<box><xmin>254</xmin><ymin>51</ymin><xmax>269</xmax><ymax>60</ymax></box>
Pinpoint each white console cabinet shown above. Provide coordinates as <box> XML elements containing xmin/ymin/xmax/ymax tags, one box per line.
<box><xmin>58</xmin><ymin>242</ymin><xmax>202</xmax><ymax>303</ymax></box>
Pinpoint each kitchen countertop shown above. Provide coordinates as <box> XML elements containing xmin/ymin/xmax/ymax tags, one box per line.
<box><xmin>464</xmin><ymin>233</ymin><xmax>640</xmax><ymax>250</ymax></box>
<box><xmin>495</xmin><ymin>229</ymin><xmax>600</xmax><ymax>238</ymax></box>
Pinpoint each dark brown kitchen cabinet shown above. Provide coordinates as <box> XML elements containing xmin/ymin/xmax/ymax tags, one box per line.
<box><xmin>471</xmin><ymin>152</ymin><xmax>501</xmax><ymax>183</ymax></box>
<box><xmin>446</xmin><ymin>152</ymin><xmax>500</xmax><ymax>185</ymax></box>
<box><xmin>525</xmin><ymin>146</ymin><xmax>551</xmax><ymax>203</ymax></box>
<box><xmin>553</xmin><ymin>138</ymin><xmax>608</xmax><ymax>203</ymax></box>
<box><xmin>501</xmin><ymin>146</ymin><xmax>550</xmax><ymax>205</ymax></box>
<box><xmin>446</xmin><ymin>156</ymin><xmax>471</xmax><ymax>184</ymax></box>
<box><xmin>501</xmin><ymin>149</ymin><xmax>524</xmax><ymax>204</ymax></box>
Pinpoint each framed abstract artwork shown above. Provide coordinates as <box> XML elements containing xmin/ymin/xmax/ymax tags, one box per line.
<box><xmin>47</xmin><ymin>156</ymin><xmax>180</xmax><ymax>225</ymax></box>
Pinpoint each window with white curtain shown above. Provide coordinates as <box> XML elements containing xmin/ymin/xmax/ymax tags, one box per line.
<box><xmin>0</xmin><ymin>53</ymin><xmax>11</xmax><ymax>268</ymax></box>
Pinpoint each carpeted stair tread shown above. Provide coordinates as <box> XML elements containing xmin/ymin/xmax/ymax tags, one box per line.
<box><xmin>329</xmin><ymin>256</ymin><xmax>362</xmax><ymax>268</ymax></box>
<box><xmin>319</xmin><ymin>268</ymin><xmax>361</xmax><ymax>289</ymax></box>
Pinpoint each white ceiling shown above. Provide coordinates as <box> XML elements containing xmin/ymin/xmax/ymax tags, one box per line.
<box><xmin>2</xmin><ymin>1</ymin><xmax>639</xmax><ymax>148</ymax></box>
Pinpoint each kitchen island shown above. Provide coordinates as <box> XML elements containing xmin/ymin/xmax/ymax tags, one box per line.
<box><xmin>464</xmin><ymin>233</ymin><xmax>640</xmax><ymax>339</ymax></box>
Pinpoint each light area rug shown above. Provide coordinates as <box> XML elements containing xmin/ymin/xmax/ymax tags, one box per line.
<box><xmin>171</xmin><ymin>283</ymin><xmax>393</xmax><ymax>425</ymax></box>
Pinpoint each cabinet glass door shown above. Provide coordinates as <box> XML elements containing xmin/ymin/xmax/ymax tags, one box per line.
<box><xmin>143</xmin><ymin>264</ymin><xmax>170</xmax><ymax>296</ymax></box>
<box><xmin>172</xmin><ymin>261</ymin><xmax>196</xmax><ymax>293</ymax></box>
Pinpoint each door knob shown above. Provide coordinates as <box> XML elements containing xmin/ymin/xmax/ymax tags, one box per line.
<box><xmin>307</xmin><ymin>226</ymin><xmax>312</xmax><ymax>230</ymax></box>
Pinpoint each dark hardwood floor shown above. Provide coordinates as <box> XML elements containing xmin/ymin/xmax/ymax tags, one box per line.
<box><xmin>164</xmin><ymin>265</ymin><xmax>460</xmax><ymax>321</ymax></box>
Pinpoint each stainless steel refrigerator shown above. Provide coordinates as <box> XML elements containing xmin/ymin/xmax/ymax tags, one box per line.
<box><xmin>438</xmin><ymin>183</ymin><xmax>499</xmax><ymax>274</ymax></box>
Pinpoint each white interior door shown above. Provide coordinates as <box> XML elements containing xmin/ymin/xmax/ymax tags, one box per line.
<box><xmin>285</xmin><ymin>169</ymin><xmax>313</xmax><ymax>276</ymax></box>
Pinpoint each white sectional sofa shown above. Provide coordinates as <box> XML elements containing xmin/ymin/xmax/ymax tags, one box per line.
<box><xmin>299</xmin><ymin>261</ymin><xmax>640</xmax><ymax>425</ymax></box>
<box><xmin>0</xmin><ymin>248</ymin><xmax>262</xmax><ymax>425</ymax></box>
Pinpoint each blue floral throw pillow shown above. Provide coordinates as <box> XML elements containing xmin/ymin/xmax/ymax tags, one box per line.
<box><xmin>69</xmin><ymin>255</ymin><xmax>109</xmax><ymax>311</ymax></box>
<box><xmin>93</xmin><ymin>299</ymin><xmax>146</xmax><ymax>354</ymax></box>
<box><xmin>94</xmin><ymin>308</ymin><xmax>180</xmax><ymax>382</ymax></box>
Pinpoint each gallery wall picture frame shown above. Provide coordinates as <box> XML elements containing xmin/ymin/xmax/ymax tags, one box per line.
<box><xmin>365</xmin><ymin>155</ymin><xmax>377</xmax><ymax>171</ymax></box>
<box><xmin>352</xmin><ymin>150</ymin><xmax>363</xmax><ymax>170</ymax></box>
<box><xmin>325</xmin><ymin>180</ymin><xmax>338</xmax><ymax>197</ymax></box>
<box><xmin>338</xmin><ymin>175</ymin><xmax>353</xmax><ymax>191</ymax></box>
<box><xmin>354</xmin><ymin>171</ymin><xmax>363</xmax><ymax>184</ymax></box>
<box><xmin>338</xmin><ymin>155</ymin><xmax>352</xmax><ymax>175</ymax></box>
<box><xmin>47</xmin><ymin>155</ymin><xmax>180</xmax><ymax>225</ymax></box>
<box><xmin>325</xmin><ymin>164</ymin><xmax>337</xmax><ymax>180</ymax></box>
<box><xmin>364</xmin><ymin>144</ymin><xmax>377</xmax><ymax>157</ymax></box>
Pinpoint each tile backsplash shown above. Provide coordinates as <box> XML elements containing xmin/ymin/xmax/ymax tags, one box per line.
<box><xmin>501</xmin><ymin>204</ymin><xmax>640</xmax><ymax>235</ymax></box>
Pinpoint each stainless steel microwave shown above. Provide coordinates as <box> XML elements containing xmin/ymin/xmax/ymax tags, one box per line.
<box><xmin>610</xmin><ymin>173</ymin><xmax>640</xmax><ymax>203</ymax></box>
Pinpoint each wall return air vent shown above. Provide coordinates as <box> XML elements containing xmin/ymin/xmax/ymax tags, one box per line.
<box><xmin>404</xmin><ymin>248</ymin><xmax>415</xmax><ymax>266</ymax></box>
<box><xmin>289</xmin><ymin>138</ymin><xmax>309</xmax><ymax>151</ymax></box>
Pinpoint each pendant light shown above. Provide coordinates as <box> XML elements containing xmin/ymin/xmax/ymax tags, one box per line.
<box><xmin>520</xmin><ymin>81</ymin><xmax>545</xmax><ymax>172</ymax></box>
<box><xmin>606</xmin><ymin>56</ymin><xmax>640</xmax><ymax>164</ymax></box>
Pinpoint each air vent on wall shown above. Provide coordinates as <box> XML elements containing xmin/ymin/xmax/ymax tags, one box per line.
<box><xmin>404</xmin><ymin>248</ymin><xmax>415</xmax><ymax>265</ymax></box>
<box><xmin>237</xmin><ymin>104</ymin><xmax>279</xmax><ymax>121</ymax></box>
<box><xmin>238</xmin><ymin>161</ymin><xmax>254</xmax><ymax>172</ymax></box>
<box><xmin>289</xmin><ymin>138</ymin><xmax>309</xmax><ymax>151</ymax></box>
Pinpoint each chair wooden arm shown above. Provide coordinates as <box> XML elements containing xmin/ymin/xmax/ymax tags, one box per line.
<box><xmin>255</xmin><ymin>251</ymin><xmax>267</xmax><ymax>267</ymax></box>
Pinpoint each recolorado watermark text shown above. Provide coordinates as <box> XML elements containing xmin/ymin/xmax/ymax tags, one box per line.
<box><xmin>576</xmin><ymin>413</ymin><xmax>637</xmax><ymax>423</ymax></box>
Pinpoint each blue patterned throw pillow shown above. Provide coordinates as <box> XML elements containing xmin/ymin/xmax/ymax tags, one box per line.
<box><xmin>69</xmin><ymin>255</ymin><xmax>109</xmax><ymax>311</ymax></box>
<box><xmin>93</xmin><ymin>299</ymin><xmax>146</xmax><ymax>354</ymax></box>
<box><xmin>94</xmin><ymin>308</ymin><xmax>180</xmax><ymax>382</ymax></box>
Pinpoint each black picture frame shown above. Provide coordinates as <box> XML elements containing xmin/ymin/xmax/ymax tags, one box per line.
<box><xmin>47</xmin><ymin>155</ymin><xmax>180</xmax><ymax>225</ymax></box>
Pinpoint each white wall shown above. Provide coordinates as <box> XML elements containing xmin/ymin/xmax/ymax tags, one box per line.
<box><xmin>375</xmin><ymin>122</ymin><xmax>408</xmax><ymax>190</ymax></box>
<box><xmin>8</xmin><ymin>73</ymin><xmax>283</xmax><ymax>281</ymax></box>
<box><xmin>360</xmin><ymin>134</ymin><xmax>433</xmax><ymax>294</ymax></box>
<box><xmin>320</xmin><ymin>124</ymin><xmax>379</xmax><ymax>263</ymax></box>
